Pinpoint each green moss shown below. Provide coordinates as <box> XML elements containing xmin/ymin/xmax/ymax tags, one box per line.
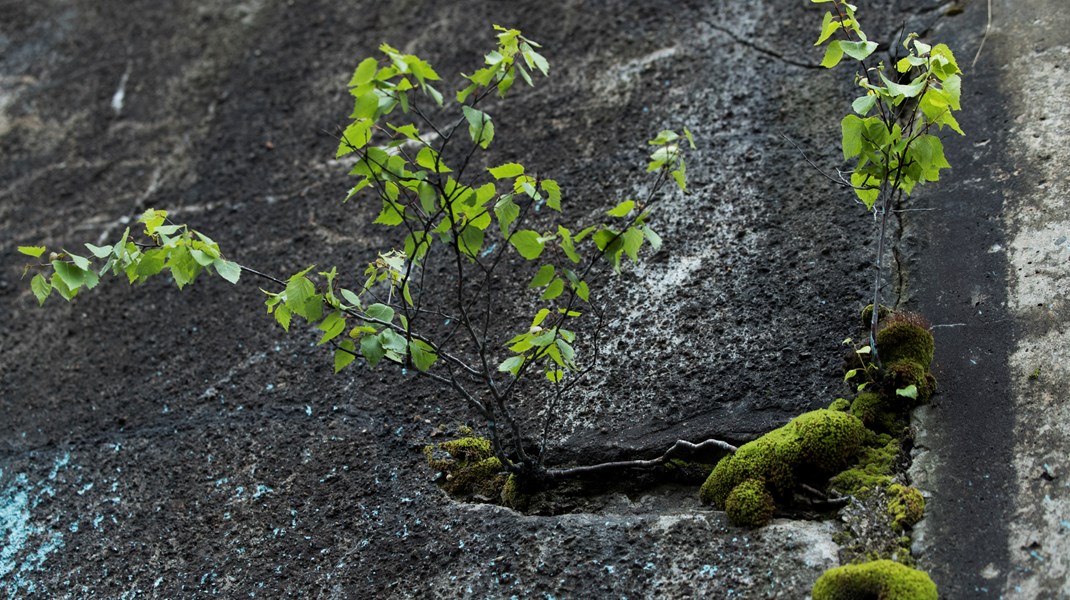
<box><xmin>860</xmin><ymin>304</ymin><xmax>892</xmax><ymax>328</ymax></box>
<box><xmin>500</xmin><ymin>474</ymin><xmax>530</xmax><ymax>511</ymax></box>
<box><xmin>793</xmin><ymin>409</ymin><xmax>866</xmax><ymax>474</ymax></box>
<box><xmin>812</xmin><ymin>559</ymin><xmax>937</xmax><ymax>600</ymax></box>
<box><xmin>883</xmin><ymin>359</ymin><xmax>934</xmax><ymax>405</ymax></box>
<box><xmin>829</xmin><ymin>437</ymin><xmax>900</xmax><ymax>497</ymax></box>
<box><xmin>850</xmin><ymin>392</ymin><xmax>900</xmax><ymax>433</ymax></box>
<box><xmin>828</xmin><ymin>398</ymin><xmax>851</xmax><ymax>412</ymax></box>
<box><xmin>724</xmin><ymin>478</ymin><xmax>775</xmax><ymax>528</ymax></box>
<box><xmin>876</xmin><ymin>321</ymin><xmax>935</xmax><ymax>368</ymax></box>
<box><xmin>425</xmin><ymin>437</ymin><xmax>508</xmax><ymax>499</ymax></box>
<box><xmin>700</xmin><ymin>409</ymin><xmax>865</xmax><ymax>511</ymax></box>
<box><xmin>888</xmin><ymin>484</ymin><xmax>925</xmax><ymax>531</ymax></box>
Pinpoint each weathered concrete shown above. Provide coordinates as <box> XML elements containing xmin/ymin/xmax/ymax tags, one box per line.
<box><xmin>907</xmin><ymin>2</ymin><xmax>1070</xmax><ymax>598</ymax></box>
<box><xmin>2</xmin><ymin>0</ymin><xmax>1067</xmax><ymax>597</ymax></box>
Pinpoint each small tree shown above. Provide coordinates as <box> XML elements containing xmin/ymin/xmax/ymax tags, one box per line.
<box><xmin>19</xmin><ymin>26</ymin><xmax>735</xmax><ymax>487</ymax></box>
<box><xmin>811</xmin><ymin>0</ymin><xmax>963</xmax><ymax>366</ymax></box>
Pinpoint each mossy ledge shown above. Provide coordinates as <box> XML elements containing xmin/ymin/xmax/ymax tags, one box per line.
<box><xmin>811</xmin><ymin>559</ymin><xmax>937</xmax><ymax>600</ymax></box>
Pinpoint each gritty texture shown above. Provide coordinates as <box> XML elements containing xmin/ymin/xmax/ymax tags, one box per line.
<box><xmin>1</xmin><ymin>0</ymin><xmax>1053</xmax><ymax>597</ymax></box>
<box><xmin>906</xmin><ymin>1</ymin><xmax>1070</xmax><ymax>598</ymax></box>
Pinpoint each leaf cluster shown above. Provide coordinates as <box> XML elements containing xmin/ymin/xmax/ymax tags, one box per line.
<box><xmin>813</xmin><ymin>0</ymin><xmax>963</xmax><ymax>209</ymax></box>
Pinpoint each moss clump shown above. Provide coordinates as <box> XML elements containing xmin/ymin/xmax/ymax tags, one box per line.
<box><xmin>876</xmin><ymin>320</ymin><xmax>935</xmax><ymax>368</ymax></box>
<box><xmin>700</xmin><ymin>409</ymin><xmax>865</xmax><ymax>520</ymax></box>
<box><xmin>829</xmin><ymin>435</ymin><xmax>899</xmax><ymax>497</ymax></box>
<box><xmin>812</xmin><ymin>559</ymin><xmax>937</xmax><ymax>600</ymax></box>
<box><xmin>828</xmin><ymin>398</ymin><xmax>851</xmax><ymax>412</ymax></box>
<box><xmin>850</xmin><ymin>392</ymin><xmax>901</xmax><ymax>433</ymax></box>
<box><xmin>888</xmin><ymin>484</ymin><xmax>925</xmax><ymax>531</ymax></box>
<box><xmin>424</xmin><ymin>437</ymin><xmax>507</xmax><ymax>499</ymax></box>
<box><xmin>883</xmin><ymin>359</ymin><xmax>934</xmax><ymax>405</ymax></box>
<box><xmin>860</xmin><ymin>304</ymin><xmax>892</xmax><ymax>328</ymax></box>
<box><xmin>724</xmin><ymin>478</ymin><xmax>775</xmax><ymax>528</ymax></box>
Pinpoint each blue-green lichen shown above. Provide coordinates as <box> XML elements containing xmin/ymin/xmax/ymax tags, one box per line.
<box><xmin>811</xmin><ymin>559</ymin><xmax>937</xmax><ymax>600</ymax></box>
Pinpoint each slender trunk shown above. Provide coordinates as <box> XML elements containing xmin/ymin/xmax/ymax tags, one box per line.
<box><xmin>869</xmin><ymin>189</ymin><xmax>892</xmax><ymax>366</ymax></box>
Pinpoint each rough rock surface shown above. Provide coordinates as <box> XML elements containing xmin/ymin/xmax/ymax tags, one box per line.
<box><xmin>1</xmin><ymin>0</ymin><xmax>1064</xmax><ymax>598</ymax></box>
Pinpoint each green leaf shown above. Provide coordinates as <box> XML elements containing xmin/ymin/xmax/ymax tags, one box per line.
<box><xmin>459</xmin><ymin>225</ymin><xmax>484</xmax><ymax>257</ymax></box>
<box><xmin>365</xmin><ymin>303</ymin><xmax>395</xmax><ymax>323</ymax></box>
<box><xmin>361</xmin><ymin>334</ymin><xmax>385</xmax><ymax>367</ymax></box>
<box><xmin>555</xmin><ymin>338</ymin><xmax>575</xmax><ymax>365</ymax></box>
<box><xmin>340</xmin><ymin>288</ymin><xmax>362</xmax><ymax>308</ymax></box>
<box><xmin>541</xmin><ymin>180</ymin><xmax>561</xmax><ymax>211</ymax></box>
<box><xmin>839</xmin><ymin>40</ymin><xmax>878</xmax><ymax>61</ymax></box>
<box><xmin>349</xmin><ymin>57</ymin><xmax>379</xmax><ymax>88</ymax></box>
<box><xmin>30</xmin><ymin>273</ymin><xmax>51</xmax><ymax>305</ymax></box>
<box><xmin>683</xmin><ymin>127</ymin><xmax>696</xmax><ymax>149</ymax></box>
<box><xmin>274</xmin><ymin>304</ymin><xmax>293</xmax><ymax>331</ymax></box>
<box><xmin>820</xmin><ymin>40</ymin><xmax>845</xmax><ymax>68</ymax></box>
<box><xmin>389</xmin><ymin>123</ymin><xmax>420</xmax><ymax>140</ymax></box>
<box><xmin>558</xmin><ymin>226</ymin><xmax>581</xmax><ymax>263</ymax></box>
<box><xmin>542</xmin><ymin>278</ymin><xmax>565</xmax><ymax>300</ymax></box>
<box><xmin>498</xmin><ymin>355</ymin><xmax>524</xmax><ymax>376</ymax></box>
<box><xmin>335</xmin><ymin>339</ymin><xmax>357</xmax><ymax>373</ymax></box>
<box><xmin>373</xmin><ymin>199</ymin><xmax>405</xmax><ymax>226</ymax></box>
<box><xmin>416</xmin><ymin>146</ymin><xmax>451</xmax><ymax>172</ymax></box>
<box><xmin>648</xmin><ymin>130</ymin><xmax>679</xmax><ymax>145</ymax></box>
<box><xmin>574</xmin><ymin>280</ymin><xmax>589</xmax><ymax>302</ymax></box>
<box><xmin>136</xmin><ymin>248</ymin><xmax>167</xmax><ymax>279</ymax></box>
<box><xmin>815</xmin><ymin>12</ymin><xmax>842</xmax><ymax>45</ymax></box>
<box><xmin>379</xmin><ymin>329</ymin><xmax>407</xmax><ymax>354</ymax></box>
<box><xmin>844</xmin><ymin>368</ymin><xmax>859</xmax><ymax>381</ymax></box>
<box><xmin>841</xmin><ymin>114</ymin><xmax>865</xmax><ymax>160</ymax></box>
<box><xmin>18</xmin><ymin>246</ymin><xmax>46</xmax><ymax>258</ymax></box>
<box><xmin>408</xmin><ymin>339</ymin><xmax>437</xmax><ymax>372</ymax></box>
<box><xmin>622</xmin><ymin>226</ymin><xmax>644</xmax><ymax>262</ymax></box>
<box><xmin>462</xmin><ymin>106</ymin><xmax>494</xmax><ymax>149</ymax></box>
<box><xmin>546</xmin><ymin>369</ymin><xmax>564</xmax><ymax>383</ymax></box>
<box><xmin>607</xmin><ymin>200</ymin><xmax>635</xmax><ymax>217</ymax></box>
<box><xmin>139</xmin><ymin>209</ymin><xmax>168</xmax><ymax>235</ymax></box>
<box><xmin>851</xmin><ymin>171</ymin><xmax>880</xmax><ymax>209</ymax></box>
<box><xmin>50</xmin><ymin>272</ymin><xmax>76</xmax><ymax>301</ymax></box>
<box><xmin>488</xmin><ymin>163</ymin><xmax>525</xmax><ymax>179</ymax></box>
<box><xmin>52</xmin><ymin>260</ymin><xmax>85</xmax><ymax>289</ymax></box>
<box><xmin>67</xmin><ymin>252</ymin><xmax>91</xmax><ymax>271</ymax></box>
<box><xmin>642</xmin><ymin>225</ymin><xmax>662</xmax><ymax>251</ymax></box>
<box><xmin>318</xmin><ymin>311</ymin><xmax>346</xmax><ymax>345</ymax></box>
<box><xmin>214</xmin><ymin>259</ymin><xmax>241</xmax><ymax>284</ymax></box>
<box><xmin>284</xmin><ymin>276</ymin><xmax>315</xmax><ymax>308</ymax></box>
<box><xmin>852</xmin><ymin>94</ymin><xmax>877</xmax><ymax>116</ymax></box>
<box><xmin>896</xmin><ymin>385</ymin><xmax>919</xmax><ymax>399</ymax></box>
<box><xmin>509</xmin><ymin>230</ymin><xmax>545</xmax><ymax>260</ymax></box>
<box><xmin>530</xmin><ymin>264</ymin><xmax>555</xmax><ymax>288</ymax></box>
<box><xmin>337</xmin><ymin>119</ymin><xmax>373</xmax><ymax>157</ymax></box>
<box><xmin>880</xmin><ymin>72</ymin><xmax>926</xmax><ymax>99</ymax></box>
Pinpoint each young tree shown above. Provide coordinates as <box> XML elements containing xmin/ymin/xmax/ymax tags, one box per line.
<box><xmin>811</xmin><ymin>0</ymin><xmax>963</xmax><ymax>365</ymax></box>
<box><xmin>19</xmin><ymin>26</ymin><xmax>735</xmax><ymax>487</ymax></box>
